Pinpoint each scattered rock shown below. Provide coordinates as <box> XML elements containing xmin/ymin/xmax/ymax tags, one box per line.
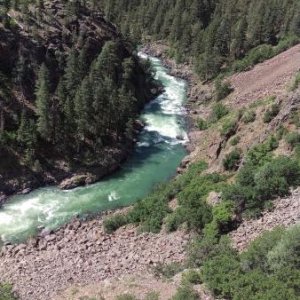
<box><xmin>206</xmin><ymin>191</ymin><xmax>222</xmax><ymax>206</ymax></box>
<box><xmin>230</xmin><ymin>188</ymin><xmax>300</xmax><ymax>251</ymax></box>
<box><xmin>0</xmin><ymin>212</ymin><xmax>189</xmax><ymax>300</ymax></box>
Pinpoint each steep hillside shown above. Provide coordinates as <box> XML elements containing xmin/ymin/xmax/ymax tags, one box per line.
<box><xmin>0</xmin><ymin>0</ymin><xmax>157</xmax><ymax>200</ymax></box>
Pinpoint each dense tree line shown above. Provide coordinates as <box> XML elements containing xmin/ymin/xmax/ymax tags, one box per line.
<box><xmin>98</xmin><ymin>0</ymin><xmax>300</xmax><ymax>80</ymax></box>
<box><xmin>0</xmin><ymin>0</ymin><xmax>156</xmax><ymax>170</ymax></box>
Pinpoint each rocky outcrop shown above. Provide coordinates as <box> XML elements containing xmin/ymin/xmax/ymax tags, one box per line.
<box><xmin>0</xmin><ymin>213</ymin><xmax>189</xmax><ymax>300</ymax></box>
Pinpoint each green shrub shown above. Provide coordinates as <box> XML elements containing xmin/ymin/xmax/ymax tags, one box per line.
<box><xmin>210</xmin><ymin>103</ymin><xmax>229</xmax><ymax>122</ymax></box>
<box><xmin>191</xmin><ymin>224</ymin><xmax>300</xmax><ymax>300</ymax></box>
<box><xmin>285</xmin><ymin>131</ymin><xmax>300</xmax><ymax>148</ymax></box>
<box><xmin>276</xmin><ymin>125</ymin><xmax>288</xmax><ymax>140</ymax></box>
<box><xmin>231</xmin><ymin>36</ymin><xmax>299</xmax><ymax>74</ymax></box>
<box><xmin>171</xmin><ymin>284</ymin><xmax>198</xmax><ymax>300</ymax></box>
<box><xmin>245</xmin><ymin>136</ymin><xmax>278</xmax><ymax>167</ymax></box>
<box><xmin>165</xmin><ymin>208</ymin><xmax>186</xmax><ymax>232</ymax></box>
<box><xmin>103</xmin><ymin>214</ymin><xmax>128</xmax><ymax>234</ymax></box>
<box><xmin>230</xmin><ymin>136</ymin><xmax>240</xmax><ymax>146</ymax></box>
<box><xmin>212</xmin><ymin>201</ymin><xmax>234</xmax><ymax>233</ymax></box>
<box><xmin>242</xmin><ymin>110</ymin><xmax>256</xmax><ymax>124</ymax></box>
<box><xmin>290</xmin><ymin>111</ymin><xmax>300</xmax><ymax>127</ymax></box>
<box><xmin>241</xmin><ymin>227</ymin><xmax>285</xmax><ymax>272</ymax></box>
<box><xmin>289</xmin><ymin>71</ymin><xmax>300</xmax><ymax>91</ymax></box>
<box><xmin>182</xmin><ymin>270</ymin><xmax>202</xmax><ymax>285</ymax></box>
<box><xmin>224</xmin><ymin>155</ymin><xmax>300</xmax><ymax>214</ymax></box>
<box><xmin>220</xmin><ymin>118</ymin><xmax>238</xmax><ymax>138</ymax></box>
<box><xmin>214</xmin><ymin>79</ymin><xmax>233</xmax><ymax>101</ymax></box>
<box><xmin>196</xmin><ymin>118</ymin><xmax>208</xmax><ymax>131</ymax></box>
<box><xmin>223</xmin><ymin>149</ymin><xmax>241</xmax><ymax>171</ymax></box>
<box><xmin>145</xmin><ymin>292</ymin><xmax>159</xmax><ymax>300</ymax></box>
<box><xmin>0</xmin><ymin>284</ymin><xmax>17</xmax><ymax>300</ymax></box>
<box><xmin>267</xmin><ymin>225</ymin><xmax>300</xmax><ymax>271</ymax></box>
<box><xmin>263</xmin><ymin>103</ymin><xmax>280</xmax><ymax>123</ymax></box>
<box><xmin>153</xmin><ymin>262</ymin><xmax>184</xmax><ymax>279</ymax></box>
<box><xmin>202</xmin><ymin>251</ymin><xmax>241</xmax><ymax>298</ymax></box>
<box><xmin>254</xmin><ymin>156</ymin><xmax>300</xmax><ymax>200</ymax></box>
<box><xmin>115</xmin><ymin>294</ymin><xmax>137</xmax><ymax>300</ymax></box>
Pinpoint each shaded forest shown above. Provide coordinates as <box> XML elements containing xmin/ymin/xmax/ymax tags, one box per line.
<box><xmin>0</xmin><ymin>0</ymin><xmax>157</xmax><ymax>195</ymax></box>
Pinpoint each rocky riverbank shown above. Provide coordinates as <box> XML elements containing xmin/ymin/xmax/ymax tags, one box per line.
<box><xmin>0</xmin><ymin>212</ymin><xmax>190</xmax><ymax>300</ymax></box>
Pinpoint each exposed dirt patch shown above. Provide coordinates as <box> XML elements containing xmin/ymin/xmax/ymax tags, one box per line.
<box><xmin>54</xmin><ymin>273</ymin><xmax>179</xmax><ymax>300</ymax></box>
<box><xmin>228</xmin><ymin>44</ymin><xmax>300</xmax><ymax>107</ymax></box>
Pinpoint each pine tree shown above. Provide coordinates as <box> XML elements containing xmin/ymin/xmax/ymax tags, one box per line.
<box><xmin>74</xmin><ymin>76</ymin><xmax>93</xmax><ymax>140</ymax></box>
<box><xmin>64</xmin><ymin>48</ymin><xmax>79</xmax><ymax>99</ymax></box>
<box><xmin>35</xmin><ymin>63</ymin><xmax>52</xmax><ymax>140</ymax></box>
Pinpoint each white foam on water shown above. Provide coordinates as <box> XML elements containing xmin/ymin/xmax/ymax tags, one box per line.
<box><xmin>108</xmin><ymin>191</ymin><xmax>120</xmax><ymax>202</ymax></box>
<box><xmin>137</xmin><ymin>141</ymin><xmax>151</xmax><ymax>148</ymax></box>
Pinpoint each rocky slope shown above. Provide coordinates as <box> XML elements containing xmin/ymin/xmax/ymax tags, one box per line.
<box><xmin>0</xmin><ymin>213</ymin><xmax>189</xmax><ymax>300</ymax></box>
<box><xmin>230</xmin><ymin>188</ymin><xmax>300</xmax><ymax>251</ymax></box>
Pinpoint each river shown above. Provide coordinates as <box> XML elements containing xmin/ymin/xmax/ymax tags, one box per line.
<box><xmin>0</xmin><ymin>54</ymin><xmax>188</xmax><ymax>243</ymax></box>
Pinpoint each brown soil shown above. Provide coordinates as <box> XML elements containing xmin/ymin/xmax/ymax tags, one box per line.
<box><xmin>228</xmin><ymin>44</ymin><xmax>300</xmax><ymax>107</ymax></box>
<box><xmin>54</xmin><ymin>273</ymin><xmax>179</xmax><ymax>300</ymax></box>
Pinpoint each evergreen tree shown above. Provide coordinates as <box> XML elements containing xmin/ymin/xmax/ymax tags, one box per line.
<box><xmin>35</xmin><ymin>63</ymin><xmax>52</xmax><ymax>140</ymax></box>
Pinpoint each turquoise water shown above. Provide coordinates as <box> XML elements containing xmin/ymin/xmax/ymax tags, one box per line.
<box><xmin>0</xmin><ymin>54</ymin><xmax>188</xmax><ymax>243</ymax></box>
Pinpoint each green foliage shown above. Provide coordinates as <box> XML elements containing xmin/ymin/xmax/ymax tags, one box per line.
<box><xmin>214</xmin><ymin>79</ymin><xmax>233</xmax><ymax>101</ymax></box>
<box><xmin>220</xmin><ymin>118</ymin><xmax>238</xmax><ymax>138</ymax></box>
<box><xmin>35</xmin><ymin>63</ymin><xmax>51</xmax><ymax>140</ymax></box>
<box><xmin>115</xmin><ymin>294</ymin><xmax>137</xmax><ymax>300</ymax></box>
<box><xmin>0</xmin><ymin>284</ymin><xmax>17</xmax><ymax>300</ymax></box>
<box><xmin>196</xmin><ymin>118</ymin><xmax>208</xmax><ymax>131</ymax></box>
<box><xmin>242</xmin><ymin>110</ymin><xmax>256</xmax><ymax>124</ymax></box>
<box><xmin>197</xmin><ymin>225</ymin><xmax>300</xmax><ymax>300</ymax></box>
<box><xmin>153</xmin><ymin>262</ymin><xmax>184</xmax><ymax>279</ymax></box>
<box><xmin>290</xmin><ymin>111</ymin><xmax>300</xmax><ymax>127</ymax></box>
<box><xmin>285</xmin><ymin>131</ymin><xmax>300</xmax><ymax>148</ymax></box>
<box><xmin>171</xmin><ymin>284</ymin><xmax>198</xmax><ymax>300</ymax></box>
<box><xmin>223</xmin><ymin>149</ymin><xmax>241</xmax><ymax>171</ymax></box>
<box><xmin>127</xmin><ymin>183</ymin><xmax>173</xmax><ymax>233</ymax></box>
<box><xmin>267</xmin><ymin>225</ymin><xmax>300</xmax><ymax>271</ymax></box>
<box><xmin>289</xmin><ymin>71</ymin><xmax>300</xmax><ymax>91</ymax></box>
<box><xmin>224</xmin><ymin>143</ymin><xmax>300</xmax><ymax>215</ymax></box>
<box><xmin>211</xmin><ymin>201</ymin><xmax>234</xmax><ymax>233</ymax></box>
<box><xmin>263</xmin><ymin>104</ymin><xmax>280</xmax><ymax>123</ymax></box>
<box><xmin>182</xmin><ymin>270</ymin><xmax>202</xmax><ymax>285</ymax></box>
<box><xmin>232</xmin><ymin>35</ymin><xmax>300</xmax><ymax>73</ymax></box>
<box><xmin>144</xmin><ymin>292</ymin><xmax>159</xmax><ymax>300</ymax></box>
<box><xmin>103</xmin><ymin>214</ymin><xmax>128</xmax><ymax>234</ymax></box>
<box><xmin>230</xmin><ymin>136</ymin><xmax>240</xmax><ymax>146</ymax></box>
<box><xmin>210</xmin><ymin>103</ymin><xmax>229</xmax><ymax>123</ymax></box>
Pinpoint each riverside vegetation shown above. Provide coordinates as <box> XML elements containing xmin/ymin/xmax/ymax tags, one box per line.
<box><xmin>1</xmin><ymin>0</ymin><xmax>300</xmax><ymax>299</ymax></box>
